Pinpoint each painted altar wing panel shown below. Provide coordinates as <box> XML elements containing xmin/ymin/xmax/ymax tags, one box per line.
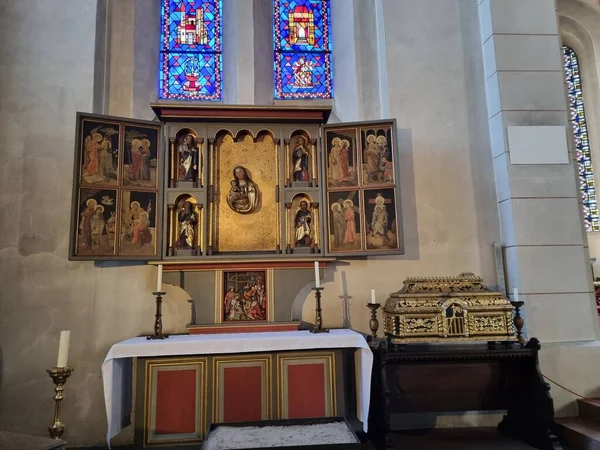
<box><xmin>322</xmin><ymin>120</ymin><xmax>404</xmax><ymax>257</ymax></box>
<box><xmin>69</xmin><ymin>112</ymin><xmax>163</xmax><ymax>261</ymax></box>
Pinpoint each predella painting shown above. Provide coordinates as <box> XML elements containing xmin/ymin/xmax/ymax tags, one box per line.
<box><xmin>326</xmin><ymin>129</ymin><xmax>358</xmax><ymax>188</ymax></box>
<box><xmin>328</xmin><ymin>190</ymin><xmax>362</xmax><ymax>252</ymax></box>
<box><xmin>123</xmin><ymin>125</ymin><xmax>159</xmax><ymax>189</ymax></box>
<box><xmin>363</xmin><ymin>188</ymin><xmax>399</xmax><ymax>251</ymax></box>
<box><xmin>223</xmin><ymin>271</ymin><xmax>267</xmax><ymax>322</ymax></box>
<box><xmin>75</xmin><ymin>188</ymin><xmax>118</xmax><ymax>256</ymax></box>
<box><xmin>119</xmin><ymin>191</ymin><xmax>157</xmax><ymax>256</ymax></box>
<box><xmin>80</xmin><ymin>120</ymin><xmax>120</xmax><ymax>187</ymax></box>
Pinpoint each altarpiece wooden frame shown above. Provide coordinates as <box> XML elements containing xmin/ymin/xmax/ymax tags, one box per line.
<box><xmin>68</xmin><ymin>106</ymin><xmax>404</xmax><ymax>261</ymax></box>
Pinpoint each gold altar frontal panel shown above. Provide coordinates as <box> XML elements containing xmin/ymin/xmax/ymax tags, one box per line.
<box><xmin>215</xmin><ymin>133</ymin><xmax>278</xmax><ymax>252</ymax></box>
<box><xmin>383</xmin><ymin>274</ymin><xmax>518</xmax><ymax>344</ymax></box>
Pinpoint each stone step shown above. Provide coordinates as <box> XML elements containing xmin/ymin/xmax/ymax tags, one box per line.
<box><xmin>555</xmin><ymin>417</ymin><xmax>600</xmax><ymax>450</ymax></box>
<box><xmin>578</xmin><ymin>399</ymin><xmax>600</xmax><ymax>424</ymax></box>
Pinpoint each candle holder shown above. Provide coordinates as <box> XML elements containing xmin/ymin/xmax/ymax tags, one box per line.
<box><xmin>310</xmin><ymin>287</ymin><xmax>329</xmax><ymax>334</ymax></box>
<box><xmin>47</xmin><ymin>366</ymin><xmax>74</xmax><ymax>440</ymax></box>
<box><xmin>147</xmin><ymin>292</ymin><xmax>169</xmax><ymax>340</ymax></box>
<box><xmin>510</xmin><ymin>301</ymin><xmax>526</xmax><ymax>347</ymax></box>
<box><xmin>366</xmin><ymin>303</ymin><xmax>381</xmax><ymax>345</ymax></box>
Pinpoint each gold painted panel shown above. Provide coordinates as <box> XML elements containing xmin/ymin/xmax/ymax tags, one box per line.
<box><xmin>216</xmin><ymin>134</ymin><xmax>278</xmax><ymax>252</ymax></box>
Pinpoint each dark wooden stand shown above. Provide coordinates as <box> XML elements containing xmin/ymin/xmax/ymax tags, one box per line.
<box><xmin>367</xmin><ymin>338</ymin><xmax>556</xmax><ymax>450</ymax></box>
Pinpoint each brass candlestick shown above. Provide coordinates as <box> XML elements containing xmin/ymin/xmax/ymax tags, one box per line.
<box><xmin>511</xmin><ymin>300</ymin><xmax>526</xmax><ymax>346</ymax></box>
<box><xmin>47</xmin><ymin>366</ymin><xmax>74</xmax><ymax>440</ymax></box>
<box><xmin>310</xmin><ymin>287</ymin><xmax>329</xmax><ymax>333</ymax></box>
<box><xmin>366</xmin><ymin>303</ymin><xmax>381</xmax><ymax>344</ymax></box>
<box><xmin>147</xmin><ymin>292</ymin><xmax>169</xmax><ymax>340</ymax></box>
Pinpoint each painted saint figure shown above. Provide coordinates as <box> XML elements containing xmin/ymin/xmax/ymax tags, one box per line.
<box><xmin>292</xmin><ymin>137</ymin><xmax>310</xmax><ymax>182</ymax></box>
<box><xmin>178</xmin><ymin>134</ymin><xmax>199</xmax><ymax>182</ymax></box>
<box><xmin>177</xmin><ymin>201</ymin><xmax>198</xmax><ymax>249</ymax></box>
<box><xmin>128</xmin><ymin>139</ymin><xmax>144</xmax><ymax>181</ymax></box>
<box><xmin>294</xmin><ymin>200</ymin><xmax>312</xmax><ymax>247</ymax></box>
<box><xmin>141</xmin><ymin>139</ymin><xmax>151</xmax><ymax>181</ymax></box>
<box><xmin>338</xmin><ymin>140</ymin><xmax>351</xmax><ymax>182</ymax></box>
<box><xmin>328</xmin><ymin>137</ymin><xmax>342</xmax><ymax>183</ymax></box>
<box><xmin>227</xmin><ymin>166</ymin><xmax>259</xmax><ymax>214</ymax></box>
<box><xmin>331</xmin><ymin>202</ymin><xmax>346</xmax><ymax>247</ymax></box>
<box><xmin>90</xmin><ymin>205</ymin><xmax>106</xmax><ymax>247</ymax></box>
<box><xmin>79</xmin><ymin>198</ymin><xmax>97</xmax><ymax>248</ymax></box>
<box><xmin>343</xmin><ymin>199</ymin><xmax>357</xmax><ymax>244</ymax></box>
<box><xmin>371</xmin><ymin>204</ymin><xmax>389</xmax><ymax>240</ymax></box>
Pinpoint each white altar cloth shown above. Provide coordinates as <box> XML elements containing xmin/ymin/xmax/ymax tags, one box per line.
<box><xmin>102</xmin><ymin>329</ymin><xmax>373</xmax><ymax>446</ymax></box>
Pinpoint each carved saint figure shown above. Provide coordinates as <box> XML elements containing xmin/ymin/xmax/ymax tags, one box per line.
<box><xmin>292</xmin><ymin>137</ymin><xmax>310</xmax><ymax>182</ymax></box>
<box><xmin>294</xmin><ymin>200</ymin><xmax>313</xmax><ymax>247</ymax></box>
<box><xmin>227</xmin><ymin>166</ymin><xmax>259</xmax><ymax>214</ymax></box>
<box><xmin>178</xmin><ymin>133</ymin><xmax>199</xmax><ymax>182</ymax></box>
<box><xmin>177</xmin><ymin>201</ymin><xmax>198</xmax><ymax>249</ymax></box>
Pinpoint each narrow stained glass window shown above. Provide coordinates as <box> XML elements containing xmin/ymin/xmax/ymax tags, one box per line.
<box><xmin>159</xmin><ymin>0</ymin><xmax>222</xmax><ymax>100</ymax></box>
<box><xmin>273</xmin><ymin>0</ymin><xmax>333</xmax><ymax>99</ymax></box>
<box><xmin>563</xmin><ymin>45</ymin><xmax>599</xmax><ymax>231</ymax></box>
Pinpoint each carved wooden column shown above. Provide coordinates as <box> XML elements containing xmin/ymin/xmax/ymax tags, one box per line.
<box><xmin>196</xmin><ymin>203</ymin><xmax>203</xmax><ymax>254</ymax></box>
<box><xmin>167</xmin><ymin>203</ymin><xmax>175</xmax><ymax>256</ymax></box>
<box><xmin>208</xmin><ymin>138</ymin><xmax>215</xmax><ymax>255</ymax></box>
<box><xmin>285</xmin><ymin>202</ymin><xmax>292</xmax><ymax>253</ymax></box>
<box><xmin>284</xmin><ymin>139</ymin><xmax>291</xmax><ymax>187</ymax></box>
<box><xmin>310</xmin><ymin>138</ymin><xmax>318</xmax><ymax>187</ymax></box>
<box><xmin>169</xmin><ymin>138</ymin><xmax>176</xmax><ymax>188</ymax></box>
<box><xmin>197</xmin><ymin>137</ymin><xmax>204</xmax><ymax>188</ymax></box>
<box><xmin>311</xmin><ymin>201</ymin><xmax>320</xmax><ymax>253</ymax></box>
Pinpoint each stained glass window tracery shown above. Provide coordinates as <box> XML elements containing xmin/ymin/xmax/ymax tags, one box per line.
<box><xmin>273</xmin><ymin>0</ymin><xmax>333</xmax><ymax>99</ymax></box>
<box><xmin>159</xmin><ymin>0</ymin><xmax>222</xmax><ymax>101</ymax></box>
<box><xmin>563</xmin><ymin>45</ymin><xmax>599</xmax><ymax>231</ymax></box>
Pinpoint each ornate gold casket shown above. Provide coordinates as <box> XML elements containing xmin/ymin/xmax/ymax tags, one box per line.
<box><xmin>383</xmin><ymin>274</ymin><xmax>517</xmax><ymax>344</ymax></box>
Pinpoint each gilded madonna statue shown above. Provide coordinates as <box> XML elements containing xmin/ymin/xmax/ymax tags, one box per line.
<box><xmin>227</xmin><ymin>166</ymin><xmax>259</xmax><ymax>214</ymax></box>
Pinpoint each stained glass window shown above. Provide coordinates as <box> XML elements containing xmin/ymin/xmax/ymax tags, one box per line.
<box><xmin>159</xmin><ymin>0</ymin><xmax>222</xmax><ymax>101</ymax></box>
<box><xmin>273</xmin><ymin>0</ymin><xmax>333</xmax><ymax>99</ymax></box>
<box><xmin>563</xmin><ymin>45</ymin><xmax>599</xmax><ymax>231</ymax></box>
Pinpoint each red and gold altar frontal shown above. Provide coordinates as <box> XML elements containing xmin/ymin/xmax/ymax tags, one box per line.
<box><xmin>136</xmin><ymin>351</ymin><xmax>341</xmax><ymax>447</ymax></box>
<box><xmin>383</xmin><ymin>274</ymin><xmax>518</xmax><ymax>344</ymax></box>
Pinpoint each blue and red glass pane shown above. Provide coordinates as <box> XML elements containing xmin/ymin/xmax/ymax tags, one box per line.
<box><xmin>563</xmin><ymin>46</ymin><xmax>599</xmax><ymax>231</ymax></box>
<box><xmin>159</xmin><ymin>0</ymin><xmax>222</xmax><ymax>100</ymax></box>
<box><xmin>274</xmin><ymin>0</ymin><xmax>333</xmax><ymax>99</ymax></box>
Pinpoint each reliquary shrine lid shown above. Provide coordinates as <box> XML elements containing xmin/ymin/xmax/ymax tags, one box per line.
<box><xmin>383</xmin><ymin>273</ymin><xmax>517</xmax><ymax>343</ymax></box>
<box><xmin>150</xmin><ymin>103</ymin><xmax>332</xmax><ymax>124</ymax></box>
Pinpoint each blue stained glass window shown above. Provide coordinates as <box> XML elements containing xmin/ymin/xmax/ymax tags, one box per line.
<box><xmin>273</xmin><ymin>0</ymin><xmax>333</xmax><ymax>99</ymax></box>
<box><xmin>563</xmin><ymin>45</ymin><xmax>599</xmax><ymax>231</ymax></box>
<box><xmin>159</xmin><ymin>0</ymin><xmax>222</xmax><ymax>101</ymax></box>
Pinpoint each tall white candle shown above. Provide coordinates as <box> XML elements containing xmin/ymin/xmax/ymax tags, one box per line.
<box><xmin>370</xmin><ymin>289</ymin><xmax>376</xmax><ymax>304</ymax></box>
<box><xmin>513</xmin><ymin>287</ymin><xmax>519</xmax><ymax>302</ymax></box>
<box><xmin>314</xmin><ymin>261</ymin><xmax>320</xmax><ymax>288</ymax></box>
<box><xmin>56</xmin><ymin>330</ymin><xmax>71</xmax><ymax>368</ymax></box>
<box><xmin>156</xmin><ymin>265</ymin><xmax>163</xmax><ymax>293</ymax></box>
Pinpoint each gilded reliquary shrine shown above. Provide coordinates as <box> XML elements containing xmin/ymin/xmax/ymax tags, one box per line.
<box><xmin>383</xmin><ymin>274</ymin><xmax>518</xmax><ymax>344</ymax></box>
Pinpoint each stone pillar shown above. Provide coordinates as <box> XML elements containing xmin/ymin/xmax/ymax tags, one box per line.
<box><xmin>479</xmin><ymin>0</ymin><xmax>597</xmax><ymax>343</ymax></box>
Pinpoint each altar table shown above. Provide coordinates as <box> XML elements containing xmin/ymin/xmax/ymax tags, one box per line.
<box><xmin>102</xmin><ymin>329</ymin><xmax>372</xmax><ymax>447</ymax></box>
